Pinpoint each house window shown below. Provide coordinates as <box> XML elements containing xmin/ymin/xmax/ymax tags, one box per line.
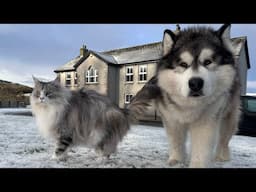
<box><xmin>139</xmin><ymin>65</ymin><xmax>147</xmax><ymax>82</ymax></box>
<box><xmin>85</xmin><ymin>66</ymin><xmax>98</xmax><ymax>84</ymax></box>
<box><xmin>74</xmin><ymin>72</ymin><xmax>78</xmax><ymax>86</ymax></box>
<box><xmin>125</xmin><ymin>94</ymin><xmax>133</xmax><ymax>104</ymax></box>
<box><xmin>125</xmin><ymin>66</ymin><xmax>133</xmax><ymax>82</ymax></box>
<box><xmin>65</xmin><ymin>72</ymin><xmax>71</xmax><ymax>87</ymax></box>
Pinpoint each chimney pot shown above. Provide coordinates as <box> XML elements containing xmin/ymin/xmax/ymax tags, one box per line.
<box><xmin>80</xmin><ymin>45</ymin><xmax>87</xmax><ymax>56</ymax></box>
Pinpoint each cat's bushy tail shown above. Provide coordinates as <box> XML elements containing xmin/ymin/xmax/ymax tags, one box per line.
<box><xmin>122</xmin><ymin>76</ymin><xmax>161</xmax><ymax>124</ymax></box>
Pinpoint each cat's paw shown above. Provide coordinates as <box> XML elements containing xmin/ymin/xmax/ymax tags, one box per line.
<box><xmin>51</xmin><ymin>153</ymin><xmax>68</xmax><ymax>161</ymax></box>
<box><xmin>95</xmin><ymin>148</ymin><xmax>104</xmax><ymax>156</ymax></box>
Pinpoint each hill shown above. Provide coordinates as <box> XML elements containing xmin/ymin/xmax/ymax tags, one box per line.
<box><xmin>0</xmin><ymin>79</ymin><xmax>33</xmax><ymax>100</ymax></box>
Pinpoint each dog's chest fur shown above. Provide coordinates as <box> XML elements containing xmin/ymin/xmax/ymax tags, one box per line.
<box><xmin>156</xmin><ymin>91</ymin><xmax>227</xmax><ymax>125</ymax></box>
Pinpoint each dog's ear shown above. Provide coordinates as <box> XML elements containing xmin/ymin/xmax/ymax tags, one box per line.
<box><xmin>217</xmin><ymin>24</ymin><xmax>235</xmax><ymax>53</ymax></box>
<box><xmin>162</xmin><ymin>29</ymin><xmax>176</xmax><ymax>57</ymax></box>
<box><xmin>217</xmin><ymin>24</ymin><xmax>231</xmax><ymax>40</ymax></box>
<box><xmin>32</xmin><ymin>75</ymin><xmax>40</xmax><ymax>85</ymax></box>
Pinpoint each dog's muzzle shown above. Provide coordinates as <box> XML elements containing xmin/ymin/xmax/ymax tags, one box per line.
<box><xmin>188</xmin><ymin>77</ymin><xmax>204</xmax><ymax>97</ymax></box>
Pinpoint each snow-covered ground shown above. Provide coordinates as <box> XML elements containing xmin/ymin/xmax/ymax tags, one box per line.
<box><xmin>1</xmin><ymin>108</ymin><xmax>256</xmax><ymax>168</ymax></box>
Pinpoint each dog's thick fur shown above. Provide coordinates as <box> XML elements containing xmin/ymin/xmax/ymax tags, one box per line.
<box><xmin>132</xmin><ymin>24</ymin><xmax>242</xmax><ymax>168</ymax></box>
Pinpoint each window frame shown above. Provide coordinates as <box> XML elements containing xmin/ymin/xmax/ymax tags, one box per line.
<box><xmin>125</xmin><ymin>94</ymin><xmax>133</xmax><ymax>104</ymax></box>
<box><xmin>65</xmin><ymin>72</ymin><xmax>72</xmax><ymax>87</ymax></box>
<box><xmin>74</xmin><ymin>72</ymin><xmax>78</xmax><ymax>86</ymax></box>
<box><xmin>125</xmin><ymin>66</ymin><xmax>134</xmax><ymax>83</ymax></box>
<box><xmin>85</xmin><ymin>66</ymin><xmax>98</xmax><ymax>84</ymax></box>
<box><xmin>138</xmin><ymin>65</ymin><xmax>147</xmax><ymax>82</ymax></box>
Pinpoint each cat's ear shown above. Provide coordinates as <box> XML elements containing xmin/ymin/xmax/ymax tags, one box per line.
<box><xmin>52</xmin><ymin>76</ymin><xmax>60</xmax><ymax>85</ymax></box>
<box><xmin>32</xmin><ymin>75</ymin><xmax>40</xmax><ymax>85</ymax></box>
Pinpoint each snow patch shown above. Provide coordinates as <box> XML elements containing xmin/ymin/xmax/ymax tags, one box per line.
<box><xmin>1</xmin><ymin>108</ymin><xmax>256</xmax><ymax>168</ymax></box>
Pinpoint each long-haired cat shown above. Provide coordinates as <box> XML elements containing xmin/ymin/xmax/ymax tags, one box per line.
<box><xmin>30</xmin><ymin>76</ymin><xmax>144</xmax><ymax>160</ymax></box>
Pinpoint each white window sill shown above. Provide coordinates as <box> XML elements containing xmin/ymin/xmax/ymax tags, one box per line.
<box><xmin>85</xmin><ymin>82</ymin><xmax>99</xmax><ymax>85</ymax></box>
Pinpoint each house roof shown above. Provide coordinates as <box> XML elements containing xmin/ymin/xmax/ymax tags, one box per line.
<box><xmin>54</xmin><ymin>37</ymin><xmax>250</xmax><ymax>72</ymax></box>
<box><xmin>231</xmin><ymin>36</ymin><xmax>250</xmax><ymax>69</ymax></box>
<box><xmin>54</xmin><ymin>55</ymin><xmax>83</xmax><ymax>72</ymax></box>
<box><xmin>91</xmin><ymin>51</ymin><xmax>117</xmax><ymax>64</ymax></box>
<box><xmin>103</xmin><ymin>42</ymin><xmax>162</xmax><ymax>64</ymax></box>
<box><xmin>54</xmin><ymin>51</ymin><xmax>116</xmax><ymax>73</ymax></box>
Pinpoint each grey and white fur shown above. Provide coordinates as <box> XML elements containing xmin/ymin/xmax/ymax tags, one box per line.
<box><xmin>30</xmin><ymin>77</ymin><xmax>141</xmax><ymax>160</ymax></box>
<box><xmin>131</xmin><ymin>24</ymin><xmax>242</xmax><ymax>168</ymax></box>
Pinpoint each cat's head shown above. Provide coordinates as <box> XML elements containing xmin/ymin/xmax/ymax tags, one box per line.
<box><xmin>31</xmin><ymin>76</ymin><xmax>69</xmax><ymax>106</ymax></box>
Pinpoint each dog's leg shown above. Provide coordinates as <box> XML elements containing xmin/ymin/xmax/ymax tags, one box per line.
<box><xmin>164</xmin><ymin>120</ymin><xmax>186</xmax><ymax>166</ymax></box>
<box><xmin>216</xmin><ymin>92</ymin><xmax>240</xmax><ymax>162</ymax></box>
<box><xmin>189</xmin><ymin>119</ymin><xmax>219</xmax><ymax>168</ymax></box>
<box><xmin>216</xmin><ymin>109</ymin><xmax>240</xmax><ymax>161</ymax></box>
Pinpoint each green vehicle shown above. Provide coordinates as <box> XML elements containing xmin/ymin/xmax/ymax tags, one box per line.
<box><xmin>238</xmin><ymin>96</ymin><xmax>256</xmax><ymax>136</ymax></box>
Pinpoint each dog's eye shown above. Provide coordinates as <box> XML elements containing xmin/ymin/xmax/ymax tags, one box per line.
<box><xmin>204</xmin><ymin>60</ymin><xmax>212</xmax><ymax>66</ymax></box>
<box><xmin>179</xmin><ymin>62</ymin><xmax>188</xmax><ymax>68</ymax></box>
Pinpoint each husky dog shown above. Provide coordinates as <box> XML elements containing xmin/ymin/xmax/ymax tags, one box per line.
<box><xmin>30</xmin><ymin>77</ymin><xmax>140</xmax><ymax>161</ymax></box>
<box><xmin>132</xmin><ymin>24</ymin><xmax>241</xmax><ymax>168</ymax></box>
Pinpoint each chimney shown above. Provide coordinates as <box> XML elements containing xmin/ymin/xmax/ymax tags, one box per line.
<box><xmin>80</xmin><ymin>45</ymin><xmax>87</xmax><ymax>57</ymax></box>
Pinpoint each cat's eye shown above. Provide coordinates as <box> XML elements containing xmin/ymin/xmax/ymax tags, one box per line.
<box><xmin>34</xmin><ymin>91</ymin><xmax>40</xmax><ymax>97</ymax></box>
<box><xmin>45</xmin><ymin>92</ymin><xmax>52</xmax><ymax>97</ymax></box>
<box><xmin>179</xmin><ymin>62</ymin><xmax>189</xmax><ymax>68</ymax></box>
<box><xmin>204</xmin><ymin>59</ymin><xmax>212</xmax><ymax>66</ymax></box>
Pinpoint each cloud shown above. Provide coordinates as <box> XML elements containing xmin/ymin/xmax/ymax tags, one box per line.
<box><xmin>0</xmin><ymin>24</ymin><xmax>256</xmax><ymax>92</ymax></box>
<box><xmin>0</xmin><ymin>57</ymin><xmax>55</xmax><ymax>88</ymax></box>
<box><xmin>0</xmin><ymin>68</ymin><xmax>54</xmax><ymax>87</ymax></box>
<box><xmin>247</xmin><ymin>81</ymin><xmax>256</xmax><ymax>89</ymax></box>
<box><xmin>0</xmin><ymin>69</ymin><xmax>31</xmax><ymax>86</ymax></box>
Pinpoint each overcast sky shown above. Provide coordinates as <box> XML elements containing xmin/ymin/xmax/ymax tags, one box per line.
<box><xmin>0</xmin><ymin>24</ymin><xmax>255</xmax><ymax>93</ymax></box>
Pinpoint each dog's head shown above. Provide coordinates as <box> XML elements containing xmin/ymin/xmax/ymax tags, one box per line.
<box><xmin>157</xmin><ymin>24</ymin><xmax>238</xmax><ymax>99</ymax></box>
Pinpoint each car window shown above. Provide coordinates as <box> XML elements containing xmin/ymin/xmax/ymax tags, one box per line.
<box><xmin>247</xmin><ymin>99</ymin><xmax>256</xmax><ymax>113</ymax></box>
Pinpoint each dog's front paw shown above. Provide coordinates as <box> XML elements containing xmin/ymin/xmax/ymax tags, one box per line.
<box><xmin>215</xmin><ymin>147</ymin><xmax>230</xmax><ymax>162</ymax></box>
<box><xmin>168</xmin><ymin>158</ymin><xmax>184</xmax><ymax>167</ymax></box>
<box><xmin>189</xmin><ymin>161</ymin><xmax>210</xmax><ymax>168</ymax></box>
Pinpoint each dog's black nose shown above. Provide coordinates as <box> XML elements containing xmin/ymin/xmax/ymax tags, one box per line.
<box><xmin>189</xmin><ymin>77</ymin><xmax>204</xmax><ymax>92</ymax></box>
